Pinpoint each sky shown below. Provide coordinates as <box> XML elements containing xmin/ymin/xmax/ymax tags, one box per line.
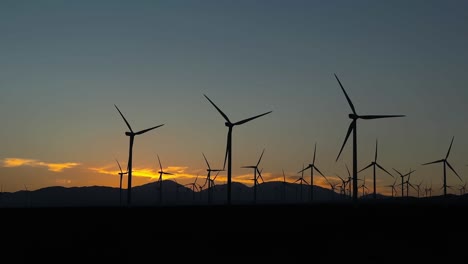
<box><xmin>1</xmin><ymin>0</ymin><xmax>468</xmax><ymax>196</ymax></box>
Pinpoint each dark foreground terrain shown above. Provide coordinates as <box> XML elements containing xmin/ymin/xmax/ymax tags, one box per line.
<box><xmin>3</xmin><ymin>200</ymin><xmax>468</xmax><ymax>261</ymax></box>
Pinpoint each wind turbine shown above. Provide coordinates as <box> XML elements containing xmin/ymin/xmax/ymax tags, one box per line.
<box><xmin>114</xmin><ymin>104</ymin><xmax>164</xmax><ymax>206</ymax></box>
<box><xmin>422</xmin><ymin>136</ymin><xmax>462</xmax><ymax>198</ymax></box>
<box><xmin>115</xmin><ymin>159</ymin><xmax>128</xmax><ymax>207</ymax></box>
<box><xmin>384</xmin><ymin>177</ymin><xmax>398</xmax><ymax>197</ymax></box>
<box><xmin>241</xmin><ymin>148</ymin><xmax>265</xmax><ymax>204</ymax></box>
<box><xmin>414</xmin><ymin>180</ymin><xmax>424</xmax><ymax>198</ymax></box>
<box><xmin>393</xmin><ymin>168</ymin><xmax>415</xmax><ymax>197</ymax></box>
<box><xmin>156</xmin><ymin>155</ymin><xmax>173</xmax><ymax>205</ymax></box>
<box><xmin>345</xmin><ymin>164</ymin><xmax>352</xmax><ymax>198</ymax></box>
<box><xmin>359</xmin><ymin>176</ymin><xmax>369</xmax><ymax>198</ymax></box>
<box><xmin>334</xmin><ymin>74</ymin><xmax>405</xmax><ymax>202</ymax></box>
<box><xmin>335</xmin><ymin>173</ymin><xmax>347</xmax><ymax>197</ymax></box>
<box><xmin>185</xmin><ymin>175</ymin><xmax>200</xmax><ymax>202</ymax></box>
<box><xmin>298</xmin><ymin>143</ymin><xmax>326</xmax><ymax>202</ymax></box>
<box><xmin>295</xmin><ymin>164</ymin><xmax>309</xmax><ymax>202</ymax></box>
<box><xmin>202</xmin><ymin>153</ymin><xmax>224</xmax><ymax>204</ymax></box>
<box><xmin>204</xmin><ymin>94</ymin><xmax>272</xmax><ymax>205</ymax></box>
<box><xmin>358</xmin><ymin>139</ymin><xmax>393</xmax><ymax>199</ymax></box>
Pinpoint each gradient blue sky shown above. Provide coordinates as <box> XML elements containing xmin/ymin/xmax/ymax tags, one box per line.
<box><xmin>1</xmin><ymin>0</ymin><xmax>468</xmax><ymax>196</ymax></box>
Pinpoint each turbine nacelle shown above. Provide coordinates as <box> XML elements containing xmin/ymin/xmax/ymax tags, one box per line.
<box><xmin>225</xmin><ymin>122</ymin><xmax>232</xmax><ymax>127</ymax></box>
<box><xmin>349</xmin><ymin>113</ymin><xmax>358</xmax><ymax>119</ymax></box>
<box><xmin>125</xmin><ymin>132</ymin><xmax>133</xmax><ymax>136</ymax></box>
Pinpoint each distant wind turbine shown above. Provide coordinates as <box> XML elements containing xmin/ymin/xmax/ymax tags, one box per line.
<box><xmin>156</xmin><ymin>155</ymin><xmax>173</xmax><ymax>205</ymax></box>
<box><xmin>334</xmin><ymin>74</ymin><xmax>405</xmax><ymax>202</ymax></box>
<box><xmin>298</xmin><ymin>143</ymin><xmax>326</xmax><ymax>202</ymax></box>
<box><xmin>295</xmin><ymin>164</ymin><xmax>309</xmax><ymax>202</ymax></box>
<box><xmin>115</xmin><ymin>159</ymin><xmax>128</xmax><ymax>207</ymax></box>
<box><xmin>422</xmin><ymin>136</ymin><xmax>462</xmax><ymax>198</ymax></box>
<box><xmin>384</xmin><ymin>177</ymin><xmax>398</xmax><ymax>197</ymax></box>
<box><xmin>358</xmin><ymin>139</ymin><xmax>393</xmax><ymax>199</ymax></box>
<box><xmin>241</xmin><ymin>148</ymin><xmax>265</xmax><ymax>204</ymax></box>
<box><xmin>202</xmin><ymin>153</ymin><xmax>224</xmax><ymax>204</ymax></box>
<box><xmin>114</xmin><ymin>104</ymin><xmax>164</xmax><ymax>206</ymax></box>
<box><xmin>204</xmin><ymin>94</ymin><xmax>272</xmax><ymax>205</ymax></box>
<box><xmin>393</xmin><ymin>168</ymin><xmax>413</xmax><ymax>198</ymax></box>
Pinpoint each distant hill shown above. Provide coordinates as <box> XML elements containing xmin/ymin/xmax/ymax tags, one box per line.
<box><xmin>1</xmin><ymin>180</ymin><xmax>467</xmax><ymax>207</ymax></box>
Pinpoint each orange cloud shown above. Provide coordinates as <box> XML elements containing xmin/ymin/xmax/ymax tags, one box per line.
<box><xmin>2</xmin><ymin>158</ymin><xmax>80</xmax><ymax>172</ymax></box>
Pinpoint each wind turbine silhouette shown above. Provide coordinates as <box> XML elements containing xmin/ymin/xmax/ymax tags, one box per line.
<box><xmin>358</xmin><ymin>139</ymin><xmax>393</xmax><ymax>199</ymax></box>
<box><xmin>295</xmin><ymin>164</ymin><xmax>309</xmax><ymax>202</ymax></box>
<box><xmin>115</xmin><ymin>159</ymin><xmax>128</xmax><ymax>207</ymax></box>
<box><xmin>156</xmin><ymin>155</ymin><xmax>173</xmax><ymax>204</ymax></box>
<box><xmin>202</xmin><ymin>153</ymin><xmax>224</xmax><ymax>204</ymax></box>
<box><xmin>393</xmin><ymin>168</ymin><xmax>412</xmax><ymax>198</ymax></box>
<box><xmin>298</xmin><ymin>143</ymin><xmax>326</xmax><ymax>202</ymax></box>
<box><xmin>203</xmin><ymin>94</ymin><xmax>272</xmax><ymax>205</ymax></box>
<box><xmin>335</xmin><ymin>173</ymin><xmax>347</xmax><ymax>197</ymax></box>
<box><xmin>241</xmin><ymin>148</ymin><xmax>265</xmax><ymax>204</ymax></box>
<box><xmin>334</xmin><ymin>74</ymin><xmax>405</xmax><ymax>202</ymax></box>
<box><xmin>384</xmin><ymin>177</ymin><xmax>398</xmax><ymax>197</ymax></box>
<box><xmin>114</xmin><ymin>104</ymin><xmax>164</xmax><ymax>206</ymax></box>
<box><xmin>185</xmin><ymin>175</ymin><xmax>200</xmax><ymax>202</ymax></box>
<box><xmin>359</xmin><ymin>176</ymin><xmax>369</xmax><ymax>198</ymax></box>
<box><xmin>422</xmin><ymin>136</ymin><xmax>462</xmax><ymax>198</ymax></box>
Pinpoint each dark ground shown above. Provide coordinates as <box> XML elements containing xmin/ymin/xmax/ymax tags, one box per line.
<box><xmin>2</xmin><ymin>201</ymin><xmax>467</xmax><ymax>262</ymax></box>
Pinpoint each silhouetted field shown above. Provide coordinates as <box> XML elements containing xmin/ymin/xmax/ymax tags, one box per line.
<box><xmin>3</xmin><ymin>201</ymin><xmax>467</xmax><ymax>261</ymax></box>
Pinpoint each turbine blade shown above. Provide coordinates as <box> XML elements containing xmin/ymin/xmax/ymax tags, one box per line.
<box><xmin>374</xmin><ymin>139</ymin><xmax>378</xmax><ymax>162</ymax></box>
<box><xmin>257</xmin><ymin>168</ymin><xmax>264</xmax><ymax>183</ymax></box>
<box><xmin>392</xmin><ymin>168</ymin><xmax>403</xmax><ymax>177</ymax></box>
<box><xmin>116</xmin><ymin>159</ymin><xmax>123</xmax><ymax>173</ymax></box>
<box><xmin>335</xmin><ymin>173</ymin><xmax>344</xmax><ymax>182</ymax></box>
<box><xmin>135</xmin><ymin>124</ymin><xmax>164</xmax><ymax>135</ymax></box>
<box><xmin>282</xmin><ymin>169</ymin><xmax>286</xmax><ymax>182</ymax></box>
<box><xmin>204</xmin><ymin>94</ymin><xmax>231</xmax><ymax>123</ymax></box>
<box><xmin>298</xmin><ymin>165</ymin><xmax>311</xmax><ymax>174</ymax></box>
<box><xmin>303</xmin><ymin>179</ymin><xmax>310</xmax><ymax>185</ymax></box>
<box><xmin>446</xmin><ymin>136</ymin><xmax>455</xmax><ymax>159</ymax></box>
<box><xmin>313</xmin><ymin>143</ymin><xmax>317</xmax><ymax>164</ymax></box>
<box><xmin>313</xmin><ymin>166</ymin><xmax>325</xmax><ymax>177</ymax></box>
<box><xmin>202</xmin><ymin>153</ymin><xmax>211</xmax><ymax>170</ymax></box>
<box><xmin>213</xmin><ymin>171</ymin><xmax>220</xmax><ymax>181</ymax></box>
<box><xmin>163</xmin><ymin>172</ymin><xmax>174</xmax><ymax>175</ymax></box>
<box><xmin>422</xmin><ymin>159</ymin><xmax>445</xmax><ymax>166</ymax></box>
<box><xmin>446</xmin><ymin>161</ymin><xmax>462</xmax><ymax>181</ymax></box>
<box><xmin>223</xmin><ymin>129</ymin><xmax>231</xmax><ymax>169</ymax></box>
<box><xmin>358</xmin><ymin>163</ymin><xmax>373</xmax><ymax>173</ymax></box>
<box><xmin>257</xmin><ymin>148</ymin><xmax>265</xmax><ymax>167</ymax></box>
<box><xmin>345</xmin><ymin>163</ymin><xmax>351</xmax><ymax>178</ymax></box>
<box><xmin>114</xmin><ymin>104</ymin><xmax>134</xmax><ymax>133</ymax></box>
<box><xmin>233</xmin><ymin>111</ymin><xmax>272</xmax><ymax>126</ymax></box>
<box><xmin>359</xmin><ymin>115</ymin><xmax>405</xmax><ymax>120</ymax></box>
<box><xmin>336</xmin><ymin>120</ymin><xmax>355</xmax><ymax>162</ymax></box>
<box><xmin>157</xmin><ymin>155</ymin><xmax>162</xmax><ymax>171</ymax></box>
<box><xmin>334</xmin><ymin>73</ymin><xmax>356</xmax><ymax>115</ymax></box>
<box><xmin>376</xmin><ymin>163</ymin><xmax>394</xmax><ymax>178</ymax></box>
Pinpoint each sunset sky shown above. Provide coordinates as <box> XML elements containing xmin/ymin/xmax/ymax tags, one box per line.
<box><xmin>1</xmin><ymin>0</ymin><xmax>468</xmax><ymax>196</ymax></box>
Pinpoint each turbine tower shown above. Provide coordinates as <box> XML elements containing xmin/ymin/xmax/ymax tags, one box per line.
<box><xmin>334</xmin><ymin>74</ymin><xmax>405</xmax><ymax>202</ymax></box>
<box><xmin>114</xmin><ymin>104</ymin><xmax>164</xmax><ymax>206</ymax></box>
<box><xmin>204</xmin><ymin>94</ymin><xmax>272</xmax><ymax>205</ymax></box>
